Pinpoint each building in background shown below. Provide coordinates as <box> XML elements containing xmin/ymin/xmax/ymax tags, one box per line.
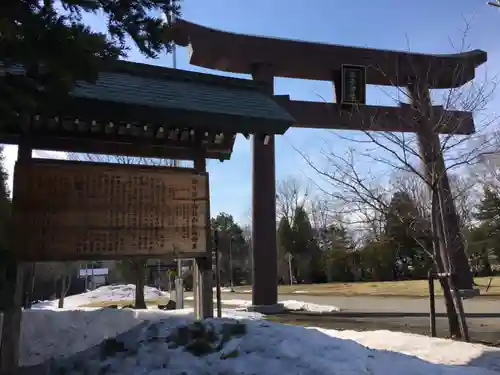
<box><xmin>79</xmin><ymin>267</ymin><xmax>109</xmax><ymax>289</ymax></box>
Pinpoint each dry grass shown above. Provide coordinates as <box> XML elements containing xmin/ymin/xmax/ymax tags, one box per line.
<box><xmin>234</xmin><ymin>277</ymin><xmax>500</xmax><ymax>297</ymax></box>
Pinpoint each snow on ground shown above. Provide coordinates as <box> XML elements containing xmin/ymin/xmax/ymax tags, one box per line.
<box><xmin>18</xmin><ymin>308</ymin><xmax>500</xmax><ymax>374</ymax></box>
<box><xmin>280</xmin><ymin>300</ymin><xmax>340</xmax><ymax>312</ymax></box>
<box><xmin>213</xmin><ymin>287</ymin><xmax>234</xmax><ymax>292</ymax></box>
<box><xmin>32</xmin><ymin>284</ymin><xmax>169</xmax><ymax>309</ymax></box>
<box><xmin>329</xmin><ymin>329</ymin><xmax>500</xmax><ymax>369</ymax></box>
<box><xmin>186</xmin><ymin>297</ymin><xmax>341</xmax><ymax>313</ymax></box>
<box><xmin>31</xmin><ymin>284</ymin><xmax>340</xmax><ymax>313</ymax></box>
<box><xmin>21</xmin><ymin>285</ymin><xmax>499</xmax><ymax>373</ymax></box>
<box><xmin>20</xmin><ymin>307</ymin><xmax>262</xmax><ymax>367</ymax></box>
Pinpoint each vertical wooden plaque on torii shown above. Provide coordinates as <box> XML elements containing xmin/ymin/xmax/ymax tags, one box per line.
<box><xmin>340</xmin><ymin>64</ymin><xmax>367</xmax><ymax>106</ymax></box>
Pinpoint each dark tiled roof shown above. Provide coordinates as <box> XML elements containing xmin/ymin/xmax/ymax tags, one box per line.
<box><xmin>74</xmin><ymin>70</ymin><xmax>295</xmax><ymax>124</ymax></box>
<box><xmin>1</xmin><ymin>62</ymin><xmax>296</xmax><ymax>127</ymax></box>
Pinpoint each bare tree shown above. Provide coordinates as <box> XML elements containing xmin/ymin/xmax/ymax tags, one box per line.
<box><xmin>276</xmin><ymin>176</ymin><xmax>310</xmax><ymax>223</ymax></box>
<box><xmin>30</xmin><ymin>262</ymin><xmax>76</xmax><ymax>304</ymax></box>
<box><xmin>297</xmin><ymin>24</ymin><xmax>497</xmax><ymax>340</ymax></box>
<box><xmin>57</xmin><ymin>263</ymin><xmax>74</xmax><ymax>308</ymax></box>
<box><xmin>391</xmin><ymin>171</ymin><xmax>430</xmax><ymax>217</ymax></box>
<box><xmin>448</xmin><ymin>173</ymin><xmax>477</xmax><ymax>230</ymax></box>
<box><xmin>309</xmin><ymin>196</ymin><xmax>333</xmax><ymax>232</ymax></box>
<box><xmin>68</xmin><ymin>153</ymin><xmax>178</xmax><ymax>167</ymax></box>
<box><xmin>470</xmin><ymin>132</ymin><xmax>500</xmax><ymax>195</ymax></box>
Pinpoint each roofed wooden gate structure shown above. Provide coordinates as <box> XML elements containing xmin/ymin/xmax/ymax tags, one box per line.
<box><xmin>0</xmin><ymin>62</ymin><xmax>296</xmax><ymax>373</ymax></box>
<box><xmin>0</xmin><ymin>18</ymin><xmax>488</xmax><ymax>373</ymax></box>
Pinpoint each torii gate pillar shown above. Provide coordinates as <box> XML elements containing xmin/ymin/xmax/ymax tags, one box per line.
<box><xmin>250</xmin><ymin>64</ymin><xmax>280</xmax><ymax>310</ymax></box>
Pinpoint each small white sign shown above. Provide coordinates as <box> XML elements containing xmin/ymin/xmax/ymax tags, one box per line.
<box><xmin>79</xmin><ymin>268</ymin><xmax>109</xmax><ymax>277</ymax></box>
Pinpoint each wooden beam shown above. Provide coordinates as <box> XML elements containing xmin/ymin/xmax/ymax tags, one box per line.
<box><xmin>0</xmin><ymin>135</ymin><xmax>233</xmax><ymax>161</ymax></box>
<box><xmin>274</xmin><ymin>96</ymin><xmax>475</xmax><ymax>135</ymax></box>
<box><xmin>172</xmin><ymin>20</ymin><xmax>486</xmax><ymax>89</ymax></box>
<box><xmin>34</xmin><ymin>96</ymin><xmax>291</xmax><ymax>136</ymax></box>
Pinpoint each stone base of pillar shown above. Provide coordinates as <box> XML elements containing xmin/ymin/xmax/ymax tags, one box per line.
<box><xmin>246</xmin><ymin>303</ymin><xmax>285</xmax><ymax>314</ymax></box>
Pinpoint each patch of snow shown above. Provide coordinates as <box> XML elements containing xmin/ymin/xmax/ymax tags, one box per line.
<box><xmin>32</xmin><ymin>284</ymin><xmax>169</xmax><ymax>309</ymax></box>
<box><xmin>320</xmin><ymin>328</ymin><xmax>500</xmax><ymax>373</ymax></box>
<box><xmin>19</xmin><ymin>309</ymin><xmax>500</xmax><ymax>374</ymax></box>
<box><xmin>213</xmin><ymin>287</ymin><xmax>234</xmax><ymax>292</ymax></box>
<box><xmin>20</xmin><ymin>308</ymin><xmax>262</xmax><ymax>367</ymax></box>
<box><xmin>32</xmin><ymin>286</ymin><xmax>340</xmax><ymax>314</ymax></box>
<box><xmin>281</xmin><ymin>300</ymin><xmax>341</xmax><ymax>313</ymax></box>
<box><xmin>222</xmin><ymin>299</ymin><xmax>252</xmax><ymax>307</ymax></box>
<box><xmin>184</xmin><ymin>298</ymin><xmax>340</xmax><ymax>313</ymax></box>
<box><xmin>328</xmin><ymin>329</ymin><xmax>500</xmax><ymax>369</ymax></box>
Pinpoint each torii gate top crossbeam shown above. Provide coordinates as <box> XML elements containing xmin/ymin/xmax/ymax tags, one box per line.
<box><xmin>171</xmin><ymin>20</ymin><xmax>486</xmax><ymax>89</ymax></box>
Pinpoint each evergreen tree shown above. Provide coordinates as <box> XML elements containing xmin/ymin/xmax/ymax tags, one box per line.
<box><xmin>360</xmin><ymin>238</ymin><xmax>397</xmax><ymax>281</ymax></box>
<box><xmin>290</xmin><ymin>206</ymin><xmax>321</xmax><ymax>282</ymax></box>
<box><xmin>211</xmin><ymin>213</ymin><xmax>250</xmax><ymax>285</ymax></box>
<box><xmin>277</xmin><ymin>217</ymin><xmax>294</xmax><ymax>283</ymax></box>
<box><xmin>472</xmin><ymin>187</ymin><xmax>500</xmax><ymax>264</ymax></box>
<box><xmin>464</xmin><ymin>226</ymin><xmax>494</xmax><ymax>276</ymax></box>
<box><xmin>385</xmin><ymin>191</ymin><xmax>432</xmax><ymax>278</ymax></box>
<box><xmin>321</xmin><ymin>225</ymin><xmax>352</xmax><ymax>282</ymax></box>
<box><xmin>0</xmin><ymin>0</ymin><xmax>180</xmax><ymax>119</ymax></box>
<box><xmin>475</xmin><ymin>187</ymin><xmax>500</xmax><ymax>224</ymax></box>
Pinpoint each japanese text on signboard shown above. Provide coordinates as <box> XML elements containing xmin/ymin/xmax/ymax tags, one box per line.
<box><xmin>12</xmin><ymin>160</ymin><xmax>209</xmax><ymax>261</ymax></box>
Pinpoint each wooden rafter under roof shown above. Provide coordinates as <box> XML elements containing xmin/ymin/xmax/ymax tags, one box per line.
<box><xmin>0</xmin><ymin>61</ymin><xmax>296</xmax><ymax>160</ymax></box>
<box><xmin>171</xmin><ymin>19</ymin><xmax>487</xmax><ymax>89</ymax></box>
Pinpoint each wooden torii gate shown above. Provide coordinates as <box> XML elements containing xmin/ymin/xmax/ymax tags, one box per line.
<box><xmin>171</xmin><ymin>20</ymin><xmax>487</xmax><ymax>309</ymax></box>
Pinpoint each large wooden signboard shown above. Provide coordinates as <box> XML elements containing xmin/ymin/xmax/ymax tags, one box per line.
<box><xmin>12</xmin><ymin>160</ymin><xmax>209</xmax><ymax>261</ymax></box>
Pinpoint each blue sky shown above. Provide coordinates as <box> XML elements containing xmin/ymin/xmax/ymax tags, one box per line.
<box><xmin>6</xmin><ymin>0</ymin><xmax>500</xmax><ymax>224</ymax></box>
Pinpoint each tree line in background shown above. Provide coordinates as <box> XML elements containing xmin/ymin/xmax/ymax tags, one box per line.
<box><xmin>270</xmin><ymin>173</ymin><xmax>500</xmax><ymax>287</ymax></box>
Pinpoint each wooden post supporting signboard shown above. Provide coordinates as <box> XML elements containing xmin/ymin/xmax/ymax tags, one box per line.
<box><xmin>193</xmin><ymin>152</ymin><xmax>213</xmax><ymax>319</ymax></box>
<box><xmin>0</xmin><ymin>141</ymin><xmax>32</xmax><ymax>375</ymax></box>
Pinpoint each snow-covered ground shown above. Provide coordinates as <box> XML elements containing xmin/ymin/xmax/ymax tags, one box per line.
<box><xmin>17</xmin><ymin>308</ymin><xmax>500</xmax><ymax>374</ymax></box>
<box><xmin>187</xmin><ymin>297</ymin><xmax>341</xmax><ymax>313</ymax></box>
<box><xmin>33</xmin><ymin>284</ymin><xmax>340</xmax><ymax>313</ymax></box>
<box><xmin>18</xmin><ymin>284</ymin><xmax>499</xmax><ymax>374</ymax></box>
<box><xmin>33</xmin><ymin>284</ymin><xmax>169</xmax><ymax>309</ymax></box>
<box><xmin>213</xmin><ymin>287</ymin><xmax>234</xmax><ymax>293</ymax></box>
<box><xmin>20</xmin><ymin>307</ymin><xmax>262</xmax><ymax>367</ymax></box>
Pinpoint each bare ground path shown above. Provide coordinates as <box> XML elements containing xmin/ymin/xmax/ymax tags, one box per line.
<box><xmin>220</xmin><ymin>292</ymin><xmax>500</xmax><ymax>314</ymax></box>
